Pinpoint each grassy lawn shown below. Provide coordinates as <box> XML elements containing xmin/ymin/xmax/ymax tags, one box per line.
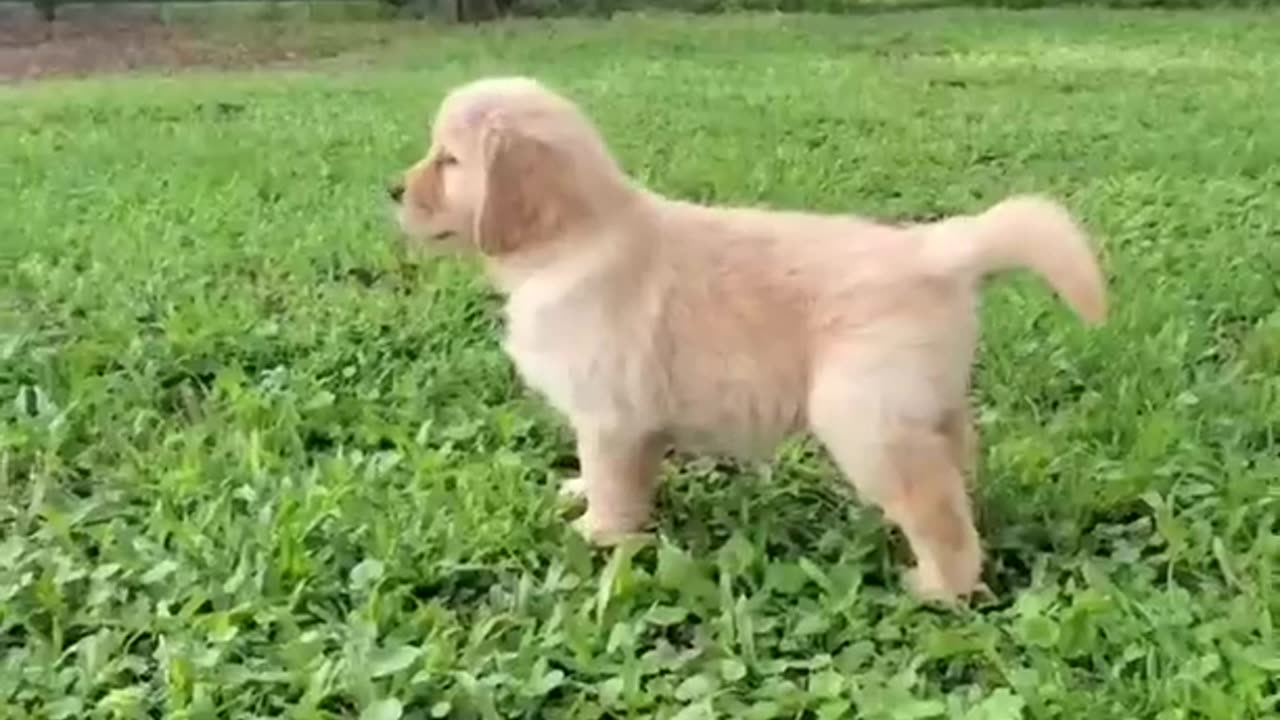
<box><xmin>3</xmin><ymin>9</ymin><xmax>1280</xmax><ymax>718</ymax></box>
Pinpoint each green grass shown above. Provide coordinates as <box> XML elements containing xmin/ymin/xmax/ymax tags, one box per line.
<box><xmin>3</xmin><ymin>9</ymin><xmax>1280</xmax><ymax>719</ymax></box>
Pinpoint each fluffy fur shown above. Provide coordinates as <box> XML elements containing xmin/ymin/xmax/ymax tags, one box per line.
<box><xmin>390</xmin><ymin>76</ymin><xmax>1107</xmax><ymax>601</ymax></box>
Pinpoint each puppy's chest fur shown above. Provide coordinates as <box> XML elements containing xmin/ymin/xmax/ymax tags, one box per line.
<box><xmin>500</xmin><ymin>253</ymin><xmax>806</xmax><ymax>457</ymax></box>
<box><xmin>503</xmin><ymin>271</ymin><xmax>665</xmax><ymax>432</ymax></box>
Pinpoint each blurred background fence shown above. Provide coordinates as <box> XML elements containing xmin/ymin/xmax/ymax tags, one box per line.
<box><xmin>5</xmin><ymin>0</ymin><xmax>1276</xmax><ymax>26</ymax></box>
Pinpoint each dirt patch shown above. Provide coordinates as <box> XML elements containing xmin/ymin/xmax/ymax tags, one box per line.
<box><xmin>0</xmin><ymin>18</ymin><xmax>354</xmax><ymax>82</ymax></box>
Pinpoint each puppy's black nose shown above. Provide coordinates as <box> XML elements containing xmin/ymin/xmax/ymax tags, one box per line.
<box><xmin>387</xmin><ymin>182</ymin><xmax>405</xmax><ymax>203</ymax></box>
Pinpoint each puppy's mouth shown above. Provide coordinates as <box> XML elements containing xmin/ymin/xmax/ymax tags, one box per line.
<box><xmin>391</xmin><ymin>207</ymin><xmax>455</xmax><ymax>243</ymax></box>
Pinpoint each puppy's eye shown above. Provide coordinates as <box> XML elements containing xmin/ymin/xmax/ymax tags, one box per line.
<box><xmin>436</xmin><ymin>152</ymin><xmax>458</xmax><ymax>167</ymax></box>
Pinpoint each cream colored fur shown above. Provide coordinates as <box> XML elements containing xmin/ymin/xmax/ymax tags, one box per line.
<box><xmin>391</xmin><ymin>76</ymin><xmax>1107</xmax><ymax>602</ymax></box>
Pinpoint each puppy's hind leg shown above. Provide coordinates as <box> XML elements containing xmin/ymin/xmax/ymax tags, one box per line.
<box><xmin>570</xmin><ymin>424</ymin><xmax>666</xmax><ymax>546</ymax></box>
<box><xmin>809</xmin><ymin>373</ymin><xmax>983</xmax><ymax>602</ymax></box>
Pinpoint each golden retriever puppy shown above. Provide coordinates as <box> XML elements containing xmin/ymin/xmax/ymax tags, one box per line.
<box><xmin>390</xmin><ymin>76</ymin><xmax>1106</xmax><ymax>602</ymax></box>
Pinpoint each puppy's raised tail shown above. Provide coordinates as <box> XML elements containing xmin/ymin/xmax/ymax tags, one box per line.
<box><xmin>923</xmin><ymin>195</ymin><xmax>1107</xmax><ymax>324</ymax></box>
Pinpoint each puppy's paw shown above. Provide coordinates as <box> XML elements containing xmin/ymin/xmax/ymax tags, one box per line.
<box><xmin>559</xmin><ymin>476</ymin><xmax>587</xmax><ymax>500</ymax></box>
<box><xmin>904</xmin><ymin>566</ymin><xmax>985</xmax><ymax>606</ymax></box>
<box><xmin>571</xmin><ymin>512</ymin><xmax>649</xmax><ymax>547</ymax></box>
<box><xmin>905</xmin><ymin>567</ymin><xmax>959</xmax><ymax>604</ymax></box>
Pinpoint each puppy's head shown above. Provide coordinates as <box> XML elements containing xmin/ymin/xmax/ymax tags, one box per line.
<box><xmin>390</xmin><ymin>77</ymin><xmax>624</xmax><ymax>258</ymax></box>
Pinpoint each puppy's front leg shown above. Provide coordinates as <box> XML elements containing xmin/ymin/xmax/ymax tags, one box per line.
<box><xmin>570</xmin><ymin>424</ymin><xmax>665</xmax><ymax>546</ymax></box>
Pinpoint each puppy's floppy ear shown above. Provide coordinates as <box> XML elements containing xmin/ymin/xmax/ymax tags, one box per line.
<box><xmin>473</xmin><ymin>118</ymin><xmax>580</xmax><ymax>256</ymax></box>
